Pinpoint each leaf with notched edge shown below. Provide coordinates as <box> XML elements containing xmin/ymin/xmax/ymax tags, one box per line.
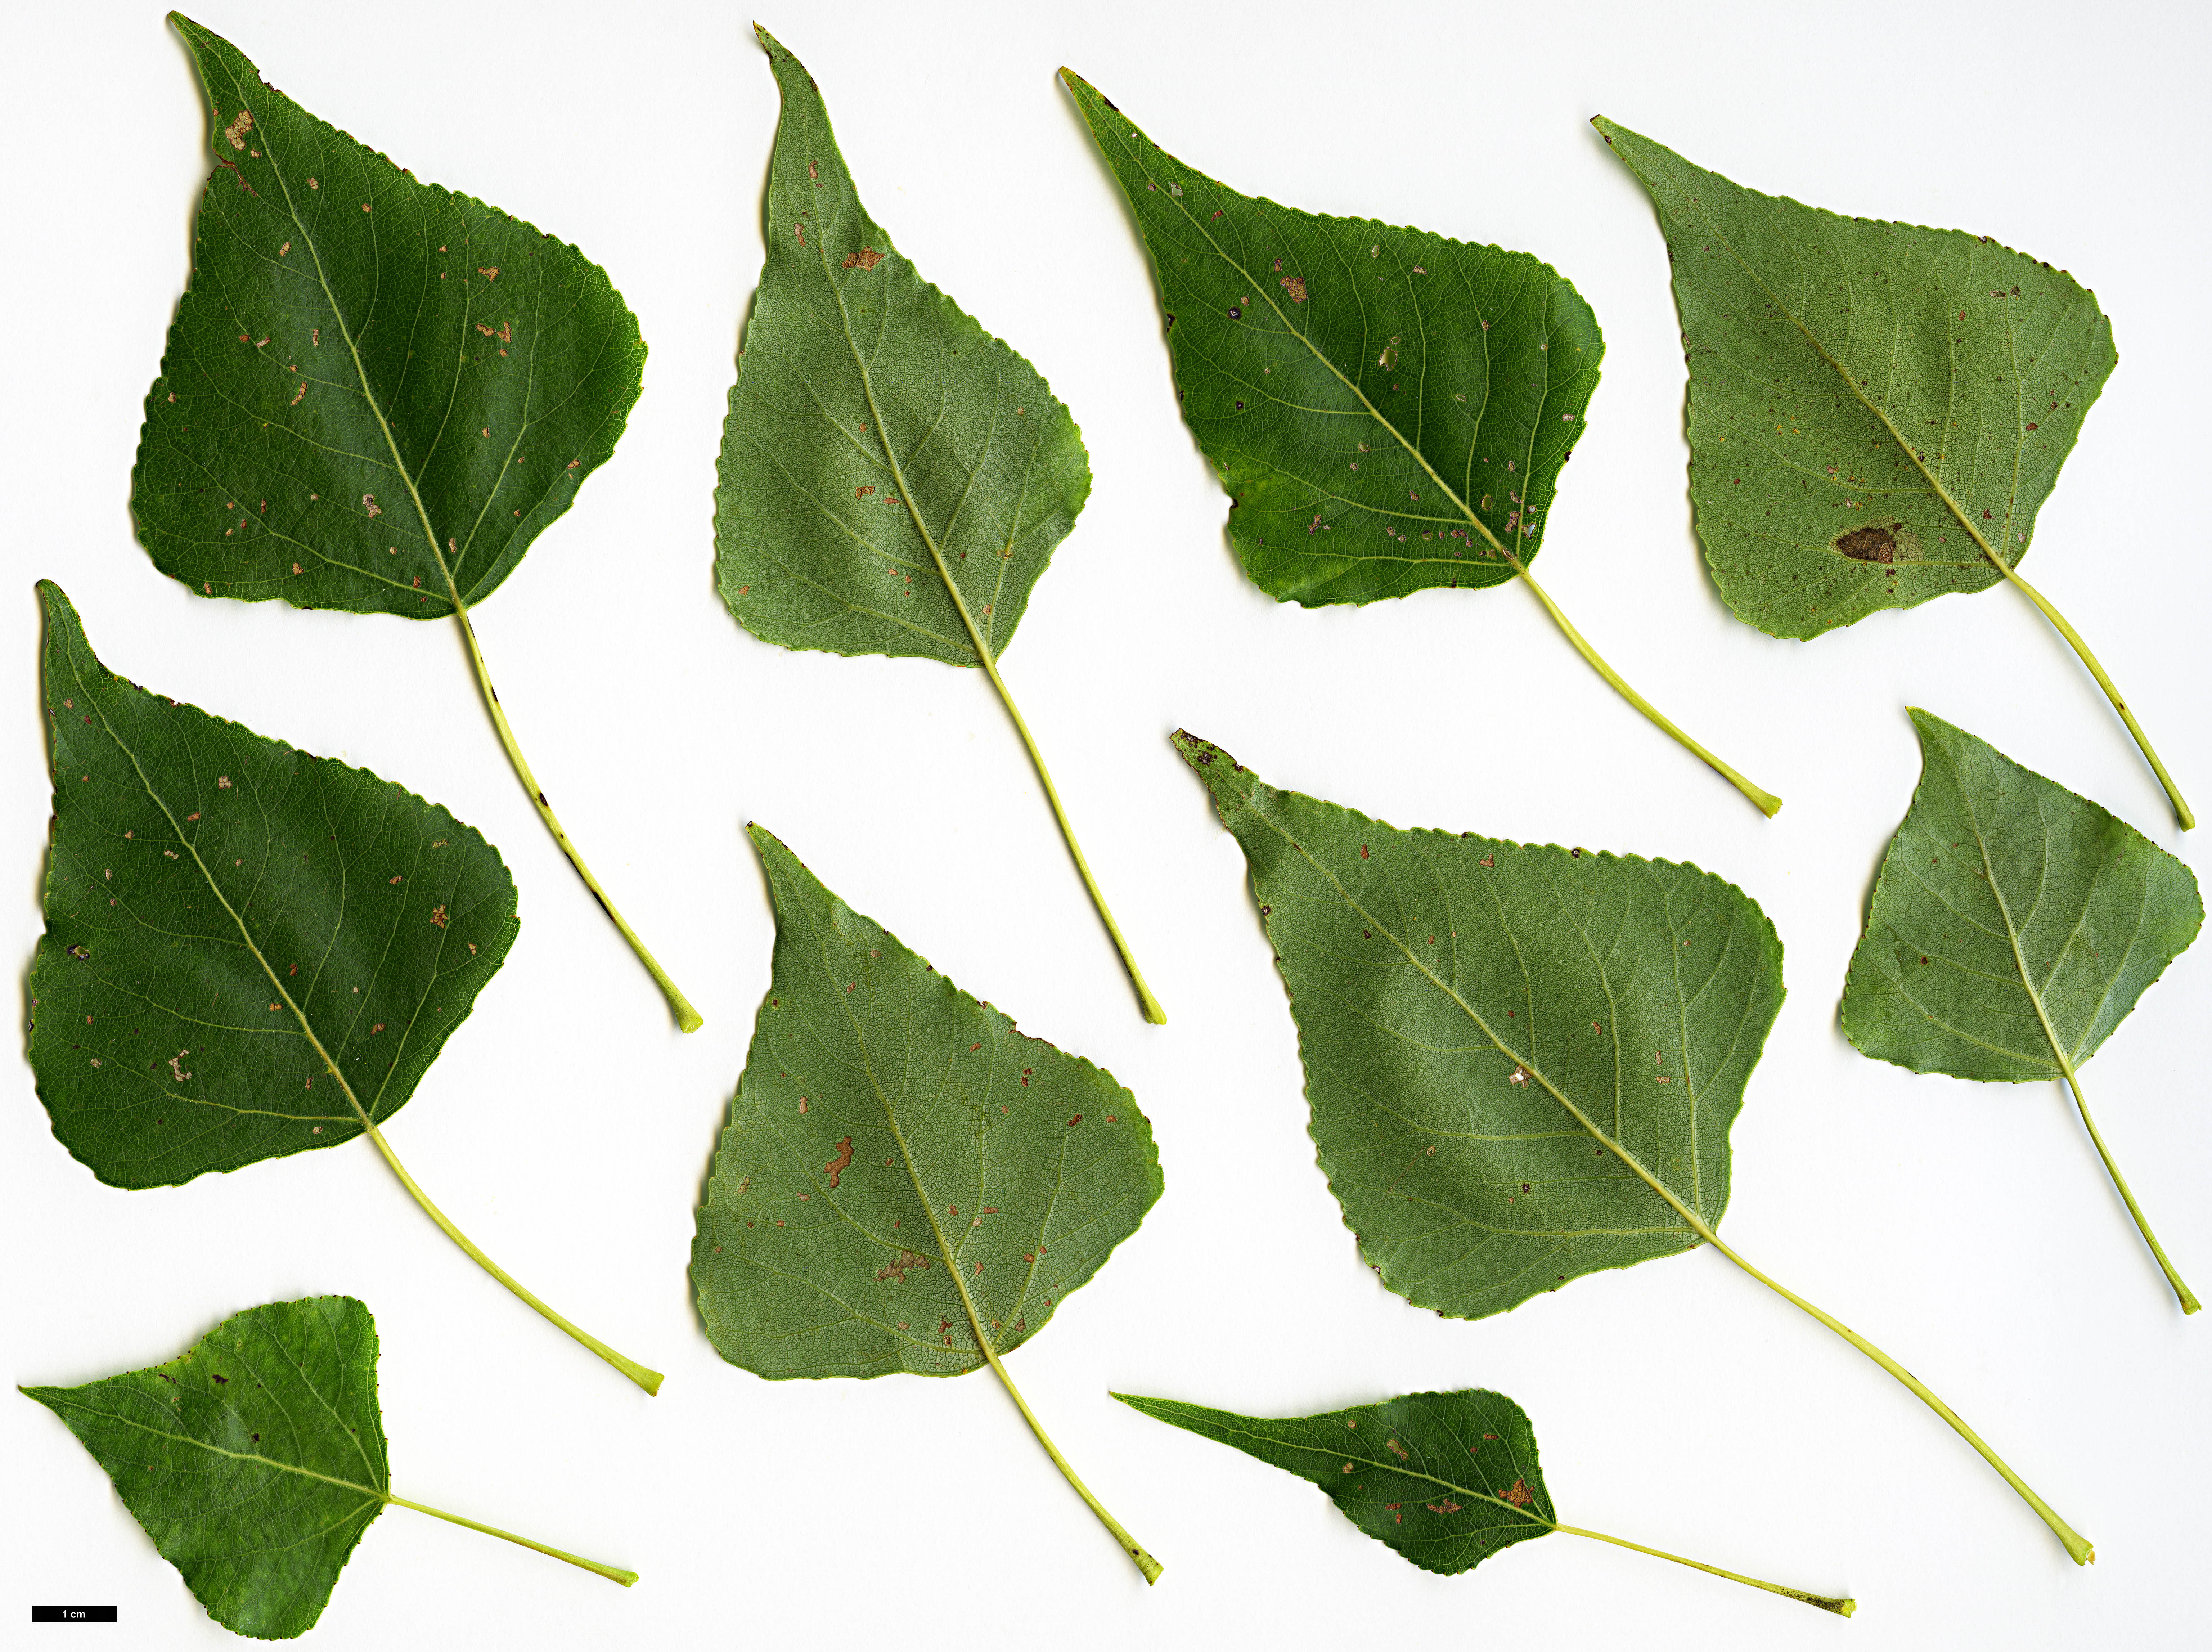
<box><xmin>1118</xmin><ymin>1387</ymin><xmax>1850</xmax><ymax>1613</ymax></box>
<box><xmin>1843</xmin><ymin>710</ymin><xmax>2203</xmax><ymax>1310</ymax></box>
<box><xmin>23</xmin><ymin>1297</ymin><xmax>634</xmax><ymax>1641</ymax></box>
<box><xmin>30</xmin><ymin>583</ymin><xmax>662</xmax><ymax>1393</ymax></box>
<box><xmin>691</xmin><ymin>826</ymin><xmax>1165</xmax><ymax>1576</ymax></box>
<box><xmin>30</xmin><ymin>582</ymin><xmax>516</xmax><ymax>1187</ymax></box>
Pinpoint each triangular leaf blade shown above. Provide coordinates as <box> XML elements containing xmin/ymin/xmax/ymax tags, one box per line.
<box><xmin>716</xmin><ymin>29</ymin><xmax>1092</xmax><ymax>664</ymax></box>
<box><xmin>23</xmin><ymin>1296</ymin><xmax>388</xmax><ymax>1639</ymax></box>
<box><xmin>1844</xmin><ymin>710</ymin><xmax>2202</xmax><ymax>1083</ymax></box>
<box><xmin>1172</xmin><ymin>731</ymin><xmax>1782</xmax><ymax>1317</ymax></box>
<box><xmin>1062</xmin><ymin>72</ymin><xmax>1602</xmax><ymax>606</ymax></box>
<box><xmin>134</xmin><ymin>15</ymin><xmax>644</xmax><ymax>616</ymax></box>
<box><xmin>1116</xmin><ymin>1387</ymin><xmax>1552</xmax><ymax>1576</ymax></box>
<box><xmin>1595</xmin><ymin>118</ymin><xmax>2113</xmax><ymax>639</ymax></box>
<box><xmin>30</xmin><ymin>582</ymin><xmax>518</xmax><ymax>1187</ymax></box>
<box><xmin>691</xmin><ymin>826</ymin><xmax>1163</xmax><ymax>1377</ymax></box>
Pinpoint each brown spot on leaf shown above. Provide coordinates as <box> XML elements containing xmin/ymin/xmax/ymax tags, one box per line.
<box><xmin>822</xmin><ymin>1136</ymin><xmax>854</xmax><ymax>1189</ymax></box>
<box><xmin>430</xmin><ymin>905</ymin><xmax>448</xmax><ymax>928</ymax></box>
<box><xmin>1280</xmin><ymin>275</ymin><xmax>1307</xmax><ymax>301</ymax></box>
<box><xmin>223</xmin><ymin>109</ymin><xmax>254</xmax><ymax>150</ymax></box>
<box><xmin>842</xmin><ymin>246</ymin><xmax>885</xmax><ymax>272</ymax></box>
<box><xmin>1502</xmin><ymin>1478</ymin><xmax>1534</xmax><ymax>1508</ymax></box>
<box><xmin>1836</xmin><ymin>525</ymin><xmax>1897</xmax><ymax>563</ymax></box>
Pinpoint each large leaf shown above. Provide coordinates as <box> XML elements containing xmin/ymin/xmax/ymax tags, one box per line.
<box><xmin>1063</xmin><ymin>76</ymin><xmax>1779</xmax><ymax>818</ymax></box>
<box><xmin>1118</xmin><ymin>1387</ymin><xmax>1851</xmax><ymax>1614</ymax></box>
<box><xmin>32</xmin><ymin>582</ymin><xmax>515</xmax><ymax>1186</ymax></box>
<box><xmin>714</xmin><ymin>27</ymin><xmax>1164</xmax><ymax>1019</ymax></box>
<box><xmin>1061</xmin><ymin>73</ymin><xmax>1599</xmax><ymax>605</ymax></box>
<box><xmin>1597</xmin><ymin>118</ymin><xmax>2190</xmax><ymax>827</ymax></box>
<box><xmin>691</xmin><ymin>825</ymin><xmax>1164</xmax><ymax>1576</ymax></box>
<box><xmin>136</xmin><ymin>17</ymin><xmax>640</xmax><ymax>617</ymax></box>
<box><xmin>22</xmin><ymin>1296</ymin><xmax>633</xmax><ymax>1640</ymax></box>
<box><xmin>1173</xmin><ymin>730</ymin><xmax>2093</xmax><ymax>1561</ymax></box>
<box><xmin>30</xmin><ymin>582</ymin><xmax>660</xmax><ymax>1392</ymax></box>
<box><xmin>131</xmin><ymin>15</ymin><xmax>697</xmax><ymax>1028</ymax></box>
<box><xmin>1843</xmin><ymin>709</ymin><xmax>2202</xmax><ymax>1310</ymax></box>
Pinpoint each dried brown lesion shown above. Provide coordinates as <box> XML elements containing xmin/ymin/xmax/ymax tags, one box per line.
<box><xmin>1835</xmin><ymin>524</ymin><xmax>1898</xmax><ymax>563</ymax></box>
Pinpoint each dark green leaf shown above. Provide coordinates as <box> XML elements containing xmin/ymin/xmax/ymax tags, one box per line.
<box><xmin>23</xmin><ymin>1296</ymin><xmax>634</xmax><ymax>1641</ymax></box>
<box><xmin>30</xmin><ymin>582</ymin><xmax>516</xmax><ymax>1188</ymax></box>
<box><xmin>716</xmin><ymin>29</ymin><xmax>1088</xmax><ymax>663</ymax></box>
<box><xmin>1843</xmin><ymin>709</ymin><xmax>2202</xmax><ymax>1307</ymax></box>
<box><xmin>1119</xmin><ymin>1386</ymin><xmax>1851</xmax><ymax>1613</ymax></box>
<box><xmin>1169</xmin><ymin>730</ymin><xmax>1776</xmax><ymax>1318</ymax></box>
<box><xmin>136</xmin><ymin>16</ymin><xmax>643</xmax><ymax>617</ymax></box>
<box><xmin>1593</xmin><ymin>118</ymin><xmax>2106</xmax><ymax>639</ymax></box>
<box><xmin>1061</xmin><ymin>73</ymin><xmax>1600</xmax><ymax>606</ymax></box>
<box><xmin>691</xmin><ymin>825</ymin><xmax>1164</xmax><ymax>1578</ymax></box>
<box><xmin>1117</xmin><ymin>1387</ymin><xmax>1552</xmax><ymax>1575</ymax></box>
<box><xmin>692</xmin><ymin>827</ymin><xmax>1161</xmax><ymax>1375</ymax></box>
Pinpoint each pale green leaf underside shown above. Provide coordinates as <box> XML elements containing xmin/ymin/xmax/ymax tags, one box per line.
<box><xmin>1064</xmin><ymin>72</ymin><xmax>1600</xmax><ymax>606</ymax></box>
<box><xmin>133</xmin><ymin>16</ymin><xmax>643</xmax><ymax>618</ymax></box>
<box><xmin>690</xmin><ymin>827</ymin><xmax>1162</xmax><ymax>1377</ymax></box>
<box><xmin>30</xmin><ymin>582</ymin><xmax>517</xmax><ymax>1188</ymax></box>
<box><xmin>24</xmin><ymin>1296</ymin><xmax>387</xmax><ymax>1640</ymax></box>
<box><xmin>715</xmin><ymin>30</ymin><xmax>1090</xmax><ymax>666</ymax></box>
<box><xmin>1173</xmin><ymin>732</ymin><xmax>1782</xmax><ymax>1318</ymax></box>
<box><xmin>1597</xmin><ymin>118</ymin><xmax>2113</xmax><ymax>639</ymax></box>
<box><xmin>1117</xmin><ymin>1387</ymin><xmax>1552</xmax><ymax>1575</ymax></box>
<box><xmin>1843</xmin><ymin>709</ymin><xmax>2201</xmax><ymax>1082</ymax></box>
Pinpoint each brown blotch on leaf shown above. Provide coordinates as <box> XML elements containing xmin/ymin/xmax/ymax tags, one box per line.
<box><xmin>1502</xmin><ymin>1477</ymin><xmax>1535</xmax><ymax>1508</ymax></box>
<box><xmin>1836</xmin><ymin>524</ymin><xmax>1898</xmax><ymax>564</ymax></box>
<box><xmin>823</xmin><ymin>1136</ymin><xmax>854</xmax><ymax>1189</ymax></box>
<box><xmin>876</xmin><ymin>1249</ymin><xmax>930</xmax><ymax>1284</ymax></box>
<box><xmin>1280</xmin><ymin>275</ymin><xmax>1308</xmax><ymax>302</ymax></box>
<box><xmin>842</xmin><ymin>246</ymin><xmax>885</xmax><ymax>272</ymax></box>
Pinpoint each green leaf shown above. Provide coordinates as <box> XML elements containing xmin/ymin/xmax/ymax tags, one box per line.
<box><xmin>1595</xmin><ymin>117</ymin><xmax>2192</xmax><ymax>828</ymax></box>
<box><xmin>716</xmin><ymin>29</ymin><xmax>1164</xmax><ymax>1019</ymax></box>
<box><xmin>691</xmin><ymin>825</ymin><xmax>1164</xmax><ymax>1578</ymax></box>
<box><xmin>1843</xmin><ymin>709</ymin><xmax>2203</xmax><ymax>1310</ymax></box>
<box><xmin>23</xmin><ymin>1296</ymin><xmax>634</xmax><ymax>1640</ymax></box>
<box><xmin>1061</xmin><ymin>74</ymin><xmax>1778</xmax><ymax>817</ymax></box>
<box><xmin>30</xmin><ymin>582</ymin><xmax>660</xmax><ymax>1393</ymax></box>
<box><xmin>1117</xmin><ymin>1387</ymin><xmax>1852</xmax><ymax>1614</ymax></box>
<box><xmin>132</xmin><ymin>14</ymin><xmax>697</xmax><ymax>1028</ymax></box>
<box><xmin>1172</xmin><ymin>728</ymin><xmax>2093</xmax><ymax>1561</ymax></box>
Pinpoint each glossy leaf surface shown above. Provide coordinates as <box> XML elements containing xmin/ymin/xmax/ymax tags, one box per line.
<box><xmin>135</xmin><ymin>17</ymin><xmax>643</xmax><ymax>618</ymax></box>
<box><xmin>24</xmin><ymin>1296</ymin><xmax>635</xmax><ymax>1640</ymax></box>
<box><xmin>1843</xmin><ymin>710</ymin><xmax>2201</xmax><ymax>1308</ymax></box>
<box><xmin>1844</xmin><ymin>711</ymin><xmax>2200</xmax><ymax>1081</ymax></box>
<box><xmin>692</xmin><ymin>827</ymin><xmax>1161</xmax><ymax>1375</ymax></box>
<box><xmin>1595</xmin><ymin>118</ymin><xmax>2111</xmax><ymax>639</ymax></box>
<box><xmin>30</xmin><ymin>582</ymin><xmax>516</xmax><ymax>1188</ymax></box>
<box><xmin>1063</xmin><ymin>72</ymin><xmax>1601</xmax><ymax>606</ymax></box>
<box><xmin>1119</xmin><ymin>1387</ymin><xmax>1553</xmax><ymax>1575</ymax></box>
<box><xmin>1172</xmin><ymin>731</ymin><xmax>1780</xmax><ymax>1318</ymax></box>
<box><xmin>716</xmin><ymin>30</ymin><xmax>1089</xmax><ymax>665</ymax></box>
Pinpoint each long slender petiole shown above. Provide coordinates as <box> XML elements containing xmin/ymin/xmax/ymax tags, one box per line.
<box><xmin>2060</xmin><ymin>1068</ymin><xmax>2199</xmax><ymax>1313</ymax></box>
<box><xmin>1550</xmin><ymin>1521</ymin><xmax>1852</xmax><ymax>1616</ymax></box>
<box><xmin>388</xmin><ymin>1494</ymin><xmax>636</xmax><ymax>1586</ymax></box>
<box><xmin>981</xmin><ymin>1346</ymin><xmax>1162</xmax><ymax>1583</ymax></box>
<box><xmin>358</xmin><ymin>1123</ymin><xmax>665</xmax><ymax>1394</ymax></box>
<box><xmin>1981</xmin><ymin>556</ymin><xmax>2194</xmax><ymax>830</ymax></box>
<box><xmin>441</xmin><ymin>578</ymin><xmax>705</xmax><ymax>1032</ymax></box>
<box><xmin>1502</xmin><ymin>550</ymin><xmax>1782</xmax><ymax>817</ymax></box>
<box><xmin>1694</xmin><ymin>1219</ymin><xmax>2092</xmax><ymax>1563</ymax></box>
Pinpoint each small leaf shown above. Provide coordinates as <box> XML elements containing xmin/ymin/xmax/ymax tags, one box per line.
<box><xmin>692</xmin><ymin>826</ymin><xmax>1163</xmax><ymax>1575</ymax></box>
<box><xmin>131</xmin><ymin>15</ymin><xmax>698</xmax><ymax>1027</ymax></box>
<box><xmin>31</xmin><ymin>582</ymin><xmax>515</xmax><ymax>1187</ymax></box>
<box><xmin>1063</xmin><ymin>76</ymin><xmax>1779</xmax><ymax>817</ymax></box>
<box><xmin>30</xmin><ymin>583</ymin><xmax>661</xmax><ymax>1392</ymax></box>
<box><xmin>1118</xmin><ymin>1387</ymin><xmax>1852</xmax><ymax>1614</ymax></box>
<box><xmin>23</xmin><ymin>1296</ymin><xmax>634</xmax><ymax>1641</ymax></box>
<box><xmin>1173</xmin><ymin>729</ymin><xmax>2094</xmax><ymax>1561</ymax></box>
<box><xmin>715</xmin><ymin>29</ymin><xmax>1165</xmax><ymax>1019</ymax></box>
<box><xmin>1118</xmin><ymin>1388</ymin><xmax>1553</xmax><ymax>1575</ymax></box>
<box><xmin>1597</xmin><ymin>117</ymin><xmax>2190</xmax><ymax>827</ymax></box>
<box><xmin>1844</xmin><ymin>709</ymin><xmax>2202</xmax><ymax>1309</ymax></box>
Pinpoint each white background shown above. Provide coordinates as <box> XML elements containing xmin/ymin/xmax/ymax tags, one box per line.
<box><xmin>4</xmin><ymin>1</ymin><xmax>2207</xmax><ymax>1647</ymax></box>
